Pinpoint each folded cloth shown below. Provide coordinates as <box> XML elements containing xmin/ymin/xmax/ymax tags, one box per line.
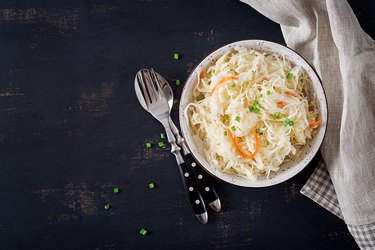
<box><xmin>240</xmin><ymin>0</ymin><xmax>375</xmax><ymax>248</ymax></box>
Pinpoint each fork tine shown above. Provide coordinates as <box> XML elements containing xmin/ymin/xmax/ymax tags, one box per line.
<box><xmin>137</xmin><ymin>70</ymin><xmax>152</xmax><ymax>106</ymax></box>
<box><xmin>150</xmin><ymin>68</ymin><xmax>163</xmax><ymax>97</ymax></box>
<box><xmin>144</xmin><ymin>69</ymin><xmax>159</xmax><ymax>103</ymax></box>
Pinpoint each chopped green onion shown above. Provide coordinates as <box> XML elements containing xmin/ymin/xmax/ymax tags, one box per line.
<box><xmin>173</xmin><ymin>53</ymin><xmax>180</xmax><ymax>60</ymax></box>
<box><xmin>266</xmin><ymin>90</ymin><xmax>271</xmax><ymax>96</ymax></box>
<box><xmin>104</xmin><ymin>204</ymin><xmax>111</xmax><ymax>210</ymax></box>
<box><xmin>160</xmin><ymin>133</ymin><xmax>166</xmax><ymax>139</ymax></box>
<box><xmin>224</xmin><ymin>131</ymin><xmax>227</xmax><ymax>136</ymax></box>
<box><xmin>283</xmin><ymin>119</ymin><xmax>290</xmax><ymax>126</ymax></box>
<box><xmin>231</xmin><ymin>126</ymin><xmax>236</xmax><ymax>131</ymax></box>
<box><xmin>273</xmin><ymin>113</ymin><xmax>283</xmax><ymax>120</ymax></box>
<box><xmin>235</xmin><ymin>116</ymin><xmax>240</xmax><ymax>122</ymax></box>
<box><xmin>224</xmin><ymin>115</ymin><xmax>230</xmax><ymax>120</ymax></box>
<box><xmin>258</xmin><ymin>94</ymin><xmax>263</xmax><ymax>98</ymax></box>
<box><xmin>289</xmin><ymin>120</ymin><xmax>294</xmax><ymax>126</ymax></box>
<box><xmin>146</xmin><ymin>142</ymin><xmax>152</xmax><ymax>148</ymax></box>
<box><xmin>195</xmin><ymin>96</ymin><xmax>203</xmax><ymax>101</ymax></box>
<box><xmin>231</xmin><ymin>83</ymin><xmax>236</xmax><ymax>88</ymax></box>
<box><xmin>286</xmin><ymin>72</ymin><xmax>293</xmax><ymax>79</ymax></box>
<box><xmin>158</xmin><ymin>141</ymin><xmax>166</xmax><ymax>148</ymax></box>
<box><xmin>252</xmin><ymin>100</ymin><xmax>258</xmax><ymax>106</ymax></box>
<box><xmin>256</xmin><ymin>128</ymin><xmax>263</xmax><ymax>135</ymax></box>
<box><xmin>249</xmin><ymin>106</ymin><xmax>254</xmax><ymax>112</ymax></box>
<box><xmin>113</xmin><ymin>187</ymin><xmax>120</xmax><ymax>193</ymax></box>
<box><xmin>173</xmin><ymin>99</ymin><xmax>178</xmax><ymax>104</ymax></box>
<box><xmin>175</xmin><ymin>79</ymin><xmax>181</xmax><ymax>86</ymax></box>
<box><xmin>149</xmin><ymin>182</ymin><xmax>155</xmax><ymax>189</ymax></box>
<box><xmin>140</xmin><ymin>228</ymin><xmax>148</xmax><ymax>236</ymax></box>
<box><xmin>254</xmin><ymin>108</ymin><xmax>260</xmax><ymax>113</ymax></box>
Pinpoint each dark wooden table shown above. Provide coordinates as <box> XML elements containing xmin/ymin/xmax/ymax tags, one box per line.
<box><xmin>1</xmin><ymin>0</ymin><xmax>374</xmax><ymax>249</ymax></box>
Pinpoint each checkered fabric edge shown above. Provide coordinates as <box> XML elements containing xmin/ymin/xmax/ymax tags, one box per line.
<box><xmin>348</xmin><ymin>222</ymin><xmax>375</xmax><ymax>249</ymax></box>
<box><xmin>300</xmin><ymin>159</ymin><xmax>344</xmax><ymax>220</ymax></box>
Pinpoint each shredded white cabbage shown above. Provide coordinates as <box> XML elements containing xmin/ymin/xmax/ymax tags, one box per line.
<box><xmin>185</xmin><ymin>48</ymin><xmax>320</xmax><ymax>180</ymax></box>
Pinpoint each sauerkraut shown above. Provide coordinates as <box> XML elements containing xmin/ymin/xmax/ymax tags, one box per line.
<box><xmin>185</xmin><ymin>48</ymin><xmax>320</xmax><ymax>180</ymax></box>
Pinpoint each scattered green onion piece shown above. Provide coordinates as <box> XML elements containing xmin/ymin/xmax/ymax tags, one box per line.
<box><xmin>266</xmin><ymin>90</ymin><xmax>271</xmax><ymax>96</ymax></box>
<box><xmin>175</xmin><ymin>79</ymin><xmax>181</xmax><ymax>86</ymax></box>
<box><xmin>149</xmin><ymin>182</ymin><xmax>155</xmax><ymax>189</ymax></box>
<box><xmin>224</xmin><ymin>115</ymin><xmax>230</xmax><ymax>120</ymax></box>
<box><xmin>173</xmin><ymin>53</ymin><xmax>180</xmax><ymax>60</ymax></box>
<box><xmin>286</xmin><ymin>72</ymin><xmax>293</xmax><ymax>79</ymax></box>
<box><xmin>235</xmin><ymin>116</ymin><xmax>240</xmax><ymax>122</ymax></box>
<box><xmin>146</xmin><ymin>142</ymin><xmax>152</xmax><ymax>148</ymax></box>
<box><xmin>284</xmin><ymin>118</ymin><xmax>290</xmax><ymax>127</ymax></box>
<box><xmin>195</xmin><ymin>96</ymin><xmax>203</xmax><ymax>101</ymax></box>
<box><xmin>289</xmin><ymin>120</ymin><xmax>294</xmax><ymax>126</ymax></box>
<box><xmin>173</xmin><ymin>99</ymin><xmax>178</xmax><ymax>104</ymax></box>
<box><xmin>231</xmin><ymin>126</ymin><xmax>236</xmax><ymax>131</ymax></box>
<box><xmin>252</xmin><ymin>100</ymin><xmax>258</xmax><ymax>106</ymax></box>
<box><xmin>160</xmin><ymin>133</ymin><xmax>166</xmax><ymax>139</ymax></box>
<box><xmin>249</xmin><ymin>106</ymin><xmax>254</xmax><ymax>112</ymax></box>
<box><xmin>224</xmin><ymin>131</ymin><xmax>227</xmax><ymax>136</ymax></box>
<box><xmin>158</xmin><ymin>141</ymin><xmax>165</xmax><ymax>148</ymax></box>
<box><xmin>256</xmin><ymin>128</ymin><xmax>261</xmax><ymax>133</ymax></box>
<box><xmin>231</xmin><ymin>83</ymin><xmax>236</xmax><ymax>88</ymax></box>
<box><xmin>113</xmin><ymin>187</ymin><xmax>120</xmax><ymax>193</ymax></box>
<box><xmin>254</xmin><ymin>108</ymin><xmax>260</xmax><ymax>113</ymax></box>
<box><xmin>140</xmin><ymin>228</ymin><xmax>148</xmax><ymax>236</ymax></box>
<box><xmin>258</xmin><ymin>94</ymin><xmax>263</xmax><ymax>98</ymax></box>
<box><xmin>104</xmin><ymin>204</ymin><xmax>111</xmax><ymax>210</ymax></box>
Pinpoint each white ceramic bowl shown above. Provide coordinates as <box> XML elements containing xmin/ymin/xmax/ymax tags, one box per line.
<box><xmin>179</xmin><ymin>40</ymin><xmax>328</xmax><ymax>188</ymax></box>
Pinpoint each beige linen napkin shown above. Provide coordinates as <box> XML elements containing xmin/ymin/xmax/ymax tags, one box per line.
<box><xmin>240</xmin><ymin>0</ymin><xmax>375</xmax><ymax>248</ymax></box>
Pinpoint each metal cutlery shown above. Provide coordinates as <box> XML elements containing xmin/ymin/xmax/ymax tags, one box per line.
<box><xmin>153</xmin><ymin>71</ymin><xmax>221</xmax><ymax>212</ymax></box>
<box><xmin>135</xmin><ymin>69</ymin><xmax>208</xmax><ymax>224</ymax></box>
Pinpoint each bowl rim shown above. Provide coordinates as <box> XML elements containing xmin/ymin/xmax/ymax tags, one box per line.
<box><xmin>179</xmin><ymin>39</ymin><xmax>328</xmax><ymax>188</ymax></box>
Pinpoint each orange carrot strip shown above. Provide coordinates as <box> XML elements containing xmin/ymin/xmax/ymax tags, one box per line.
<box><xmin>210</xmin><ymin>76</ymin><xmax>238</xmax><ymax>95</ymax></box>
<box><xmin>243</xmin><ymin>98</ymin><xmax>248</xmax><ymax>108</ymax></box>
<box><xmin>226</xmin><ymin>127</ymin><xmax>259</xmax><ymax>159</ymax></box>
<box><xmin>309</xmin><ymin>120</ymin><xmax>321</xmax><ymax>128</ymax></box>
<box><xmin>285</xmin><ymin>91</ymin><xmax>297</xmax><ymax>97</ymax></box>
<box><xmin>199</xmin><ymin>71</ymin><xmax>205</xmax><ymax>80</ymax></box>
<box><xmin>276</xmin><ymin>101</ymin><xmax>286</xmax><ymax>108</ymax></box>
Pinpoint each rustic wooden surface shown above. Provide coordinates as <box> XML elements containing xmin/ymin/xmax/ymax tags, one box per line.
<box><xmin>0</xmin><ymin>0</ymin><xmax>374</xmax><ymax>249</ymax></box>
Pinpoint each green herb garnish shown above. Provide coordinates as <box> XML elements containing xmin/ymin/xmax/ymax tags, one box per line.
<box><xmin>231</xmin><ymin>126</ymin><xmax>236</xmax><ymax>131</ymax></box>
<box><xmin>113</xmin><ymin>187</ymin><xmax>120</xmax><ymax>193</ymax></box>
<box><xmin>104</xmin><ymin>204</ymin><xmax>111</xmax><ymax>210</ymax></box>
<box><xmin>146</xmin><ymin>142</ymin><xmax>152</xmax><ymax>148</ymax></box>
<box><xmin>175</xmin><ymin>79</ymin><xmax>181</xmax><ymax>86</ymax></box>
<box><xmin>160</xmin><ymin>133</ymin><xmax>166</xmax><ymax>139</ymax></box>
<box><xmin>140</xmin><ymin>228</ymin><xmax>148</xmax><ymax>235</ymax></box>
<box><xmin>283</xmin><ymin>118</ymin><xmax>294</xmax><ymax>126</ymax></box>
<box><xmin>254</xmin><ymin>108</ymin><xmax>260</xmax><ymax>113</ymax></box>
<box><xmin>286</xmin><ymin>72</ymin><xmax>293</xmax><ymax>79</ymax></box>
<box><xmin>273</xmin><ymin>113</ymin><xmax>283</xmax><ymax>120</ymax></box>
<box><xmin>173</xmin><ymin>53</ymin><xmax>180</xmax><ymax>60</ymax></box>
<box><xmin>266</xmin><ymin>90</ymin><xmax>271</xmax><ymax>96</ymax></box>
<box><xmin>235</xmin><ymin>116</ymin><xmax>240</xmax><ymax>122</ymax></box>
<box><xmin>224</xmin><ymin>131</ymin><xmax>227</xmax><ymax>136</ymax></box>
<box><xmin>158</xmin><ymin>141</ymin><xmax>166</xmax><ymax>148</ymax></box>
<box><xmin>224</xmin><ymin>115</ymin><xmax>230</xmax><ymax>120</ymax></box>
<box><xmin>148</xmin><ymin>182</ymin><xmax>155</xmax><ymax>189</ymax></box>
<box><xmin>249</xmin><ymin>106</ymin><xmax>254</xmax><ymax>112</ymax></box>
<box><xmin>231</xmin><ymin>83</ymin><xmax>236</xmax><ymax>88</ymax></box>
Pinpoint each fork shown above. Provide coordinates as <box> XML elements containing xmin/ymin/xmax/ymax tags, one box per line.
<box><xmin>135</xmin><ymin>69</ymin><xmax>208</xmax><ymax>224</ymax></box>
